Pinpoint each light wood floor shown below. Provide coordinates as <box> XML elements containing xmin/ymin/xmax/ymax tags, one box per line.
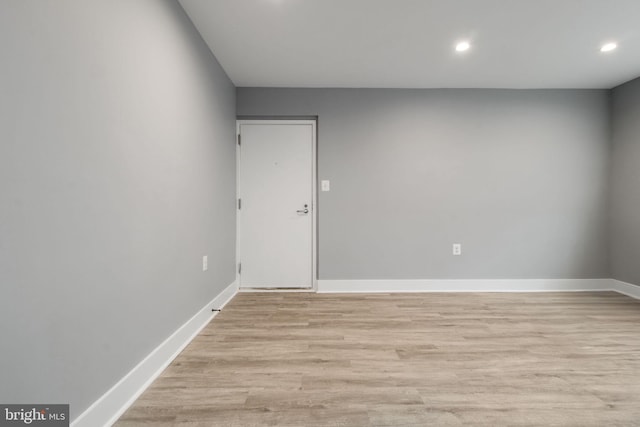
<box><xmin>115</xmin><ymin>292</ymin><xmax>640</xmax><ymax>426</ymax></box>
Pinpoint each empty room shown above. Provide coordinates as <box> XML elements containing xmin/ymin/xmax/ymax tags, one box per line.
<box><xmin>3</xmin><ymin>0</ymin><xmax>640</xmax><ymax>426</ymax></box>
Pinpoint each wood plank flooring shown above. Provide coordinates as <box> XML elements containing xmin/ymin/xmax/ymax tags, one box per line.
<box><xmin>115</xmin><ymin>292</ymin><xmax>640</xmax><ymax>426</ymax></box>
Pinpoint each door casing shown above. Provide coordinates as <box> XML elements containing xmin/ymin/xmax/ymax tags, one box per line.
<box><xmin>235</xmin><ymin>119</ymin><xmax>317</xmax><ymax>291</ymax></box>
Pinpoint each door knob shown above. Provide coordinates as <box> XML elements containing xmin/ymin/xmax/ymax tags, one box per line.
<box><xmin>297</xmin><ymin>204</ymin><xmax>309</xmax><ymax>214</ymax></box>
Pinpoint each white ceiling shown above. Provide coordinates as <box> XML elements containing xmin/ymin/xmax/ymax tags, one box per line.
<box><xmin>179</xmin><ymin>0</ymin><xmax>640</xmax><ymax>89</ymax></box>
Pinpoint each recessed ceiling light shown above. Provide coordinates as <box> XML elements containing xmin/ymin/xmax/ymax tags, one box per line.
<box><xmin>600</xmin><ymin>42</ymin><xmax>617</xmax><ymax>52</ymax></box>
<box><xmin>455</xmin><ymin>41</ymin><xmax>471</xmax><ymax>52</ymax></box>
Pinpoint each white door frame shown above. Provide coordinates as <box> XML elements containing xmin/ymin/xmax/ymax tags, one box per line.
<box><xmin>236</xmin><ymin>119</ymin><xmax>317</xmax><ymax>291</ymax></box>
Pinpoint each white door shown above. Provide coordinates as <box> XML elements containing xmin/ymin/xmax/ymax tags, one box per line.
<box><xmin>237</xmin><ymin>121</ymin><xmax>315</xmax><ymax>289</ymax></box>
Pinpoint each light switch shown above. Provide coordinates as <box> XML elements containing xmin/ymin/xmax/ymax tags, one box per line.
<box><xmin>203</xmin><ymin>255</ymin><xmax>208</xmax><ymax>271</ymax></box>
<box><xmin>321</xmin><ymin>180</ymin><xmax>330</xmax><ymax>192</ymax></box>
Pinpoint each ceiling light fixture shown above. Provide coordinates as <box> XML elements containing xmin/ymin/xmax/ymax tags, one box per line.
<box><xmin>455</xmin><ymin>41</ymin><xmax>471</xmax><ymax>52</ymax></box>
<box><xmin>600</xmin><ymin>42</ymin><xmax>618</xmax><ymax>52</ymax></box>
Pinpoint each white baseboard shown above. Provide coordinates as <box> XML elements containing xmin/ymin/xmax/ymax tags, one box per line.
<box><xmin>239</xmin><ymin>287</ymin><xmax>315</xmax><ymax>293</ymax></box>
<box><xmin>610</xmin><ymin>279</ymin><xmax>640</xmax><ymax>300</ymax></box>
<box><xmin>71</xmin><ymin>280</ymin><xmax>238</xmax><ymax>427</ymax></box>
<box><xmin>317</xmin><ymin>279</ymin><xmax>613</xmax><ymax>294</ymax></box>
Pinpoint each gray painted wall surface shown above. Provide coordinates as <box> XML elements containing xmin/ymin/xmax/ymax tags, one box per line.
<box><xmin>0</xmin><ymin>0</ymin><xmax>236</xmax><ymax>419</ymax></box>
<box><xmin>610</xmin><ymin>77</ymin><xmax>640</xmax><ymax>286</ymax></box>
<box><xmin>238</xmin><ymin>88</ymin><xmax>611</xmax><ymax>280</ymax></box>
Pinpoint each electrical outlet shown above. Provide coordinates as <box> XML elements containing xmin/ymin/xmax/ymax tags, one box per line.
<box><xmin>453</xmin><ymin>244</ymin><xmax>462</xmax><ymax>256</ymax></box>
<box><xmin>202</xmin><ymin>255</ymin><xmax>208</xmax><ymax>271</ymax></box>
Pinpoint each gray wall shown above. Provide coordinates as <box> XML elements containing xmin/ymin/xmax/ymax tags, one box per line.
<box><xmin>0</xmin><ymin>0</ymin><xmax>236</xmax><ymax>420</ymax></box>
<box><xmin>610</xmin><ymin>77</ymin><xmax>640</xmax><ymax>286</ymax></box>
<box><xmin>238</xmin><ymin>88</ymin><xmax>611</xmax><ymax>280</ymax></box>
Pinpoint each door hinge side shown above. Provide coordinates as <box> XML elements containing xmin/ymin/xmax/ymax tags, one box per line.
<box><xmin>237</xmin><ymin>134</ymin><xmax>241</xmax><ymax>145</ymax></box>
<box><xmin>238</xmin><ymin>263</ymin><xmax>242</xmax><ymax>274</ymax></box>
<box><xmin>238</xmin><ymin>198</ymin><xmax>241</xmax><ymax>210</ymax></box>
